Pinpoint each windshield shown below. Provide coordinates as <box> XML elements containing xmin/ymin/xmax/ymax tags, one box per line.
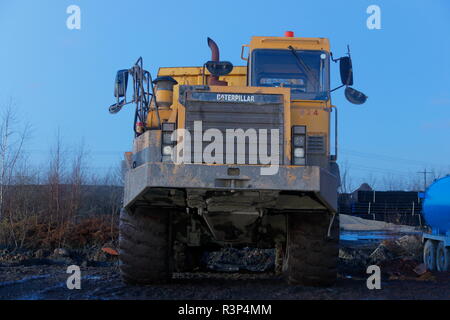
<box><xmin>251</xmin><ymin>49</ymin><xmax>330</xmax><ymax>100</ymax></box>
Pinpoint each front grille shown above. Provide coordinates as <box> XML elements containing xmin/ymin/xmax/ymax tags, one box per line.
<box><xmin>183</xmin><ymin>91</ymin><xmax>284</xmax><ymax>165</ymax></box>
<box><xmin>307</xmin><ymin>135</ymin><xmax>326</xmax><ymax>154</ymax></box>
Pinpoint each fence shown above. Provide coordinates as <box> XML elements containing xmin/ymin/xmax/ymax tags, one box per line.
<box><xmin>338</xmin><ymin>191</ymin><xmax>424</xmax><ymax>227</ymax></box>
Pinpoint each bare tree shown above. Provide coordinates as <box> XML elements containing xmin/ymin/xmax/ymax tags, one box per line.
<box><xmin>45</xmin><ymin>129</ymin><xmax>67</xmax><ymax>244</ymax></box>
<box><xmin>101</xmin><ymin>164</ymin><xmax>123</xmax><ymax>242</ymax></box>
<box><xmin>57</xmin><ymin>141</ymin><xmax>89</xmax><ymax>247</ymax></box>
<box><xmin>430</xmin><ymin>168</ymin><xmax>449</xmax><ymax>183</ymax></box>
<box><xmin>406</xmin><ymin>172</ymin><xmax>423</xmax><ymax>191</ymax></box>
<box><xmin>0</xmin><ymin>99</ymin><xmax>28</xmax><ymax>220</ymax></box>
<box><xmin>365</xmin><ymin>173</ymin><xmax>378</xmax><ymax>190</ymax></box>
<box><xmin>68</xmin><ymin>141</ymin><xmax>87</xmax><ymax>219</ymax></box>
<box><xmin>338</xmin><ymin>161</ymin><xmax>354</xmax><ymax>194</ymax></box>
<box><xmin>382</xmin><ymin>173</ymin><xmax>409</xmax><ymax>191</ymax></box>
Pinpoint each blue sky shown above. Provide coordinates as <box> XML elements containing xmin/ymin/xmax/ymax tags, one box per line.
<box><xmin>0</xmin><ymin>0</ymin><xmax>449</xmax><ymax>189</ymax></box>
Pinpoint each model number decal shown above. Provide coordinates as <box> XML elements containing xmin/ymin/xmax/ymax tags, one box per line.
<box><xmin>300</xmin><ymin>109</ymin><xmax>320</xmax><ymax>116</ymax></box>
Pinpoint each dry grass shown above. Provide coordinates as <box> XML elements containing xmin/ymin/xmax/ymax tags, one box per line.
<box><xmin>0</xmin><ymin>215</ymin><xmax>118</xmax><ymax>250</ymax></box>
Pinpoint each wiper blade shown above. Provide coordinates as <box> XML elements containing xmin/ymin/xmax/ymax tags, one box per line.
<box><xmin>287</xmin><ymin>46</ymin><xmax>318</xmax><ymax>85</ymax></box>
<box><xmin>288</xmin><ymin>46</ymin><xmax>310</xmax><ymax>73</ymax></box>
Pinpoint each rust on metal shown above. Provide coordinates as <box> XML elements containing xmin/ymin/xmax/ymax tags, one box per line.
<box><xmin>207</xmin><ymin>37</ymin><xmax>228</xmax><ymax>86</ymax></box>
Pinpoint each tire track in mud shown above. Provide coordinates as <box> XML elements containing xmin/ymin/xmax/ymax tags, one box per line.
<box><xmin>0</xmin><ymin>265</ymin><xmax>449</xmax><ymax>300</ymax></box>
<box><xmin>18</xmin><ymin>275</ymin><xmax>107</xmax><ymax>300</ymax></box>
<box><xmin>0</xmin><ymin>273</ymin><xmax>62</xmax><ymax>300</ymax></box>
<box><xmin>0</xmin><ymin>265</ymin><xmax>118</xmax><ymax>300</ymax></box>
<box><xmin>0</xmin><ymin>274</ymin><xmax>52</xmax><ymax>288</ymax></box>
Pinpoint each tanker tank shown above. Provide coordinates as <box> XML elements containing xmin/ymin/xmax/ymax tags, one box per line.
<box><xmin>423</xmin><ymin>175</ymin><xmax>450</xmax><ymax>235</ymax></box>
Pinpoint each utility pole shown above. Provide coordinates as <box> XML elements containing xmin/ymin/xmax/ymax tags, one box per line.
<box><xmin>417</xmin><ymin>169</ymin><xmax>432</xmax><ymax>191</ymax></box>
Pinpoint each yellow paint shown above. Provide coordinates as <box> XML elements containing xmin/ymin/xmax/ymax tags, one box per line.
<box><xmin>153</xmin><ymin>35</ymin><xmax>333</xmax><ymax>159</ymax></box>
<box><xmin>290</xmin><ymin>100</ymin><xmax>331</xmax><ymax>156</ymax></box>
<box><xmin>245</xmin><ymin>36</ymin><xmax>331</xmax><ymax>156</ymax></box>
<box><xmin>155</xmin><ymin>89</ymin><xmax>173</xmax><ymax>108</ymax></box>
<box><xmin>248</xmin><ymin>36</ymin><xmax>330</xmax><ymax>52</ymax></box>
<box><xmin>158</xmin><ymin>66</ymin><xmax>247</xmax><ymax>87</ymax></box>
<box><xmin>147</xmin><ymin>109</ymin><xmax>172</xmax><ymax>128</ymax></box>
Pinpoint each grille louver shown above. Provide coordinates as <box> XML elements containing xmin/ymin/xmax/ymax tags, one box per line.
<box><xmin>184</xmin><ymin>91</ymin><xmax>285</xmax><ymax>165</ymax></box>
<box><xmin>307</xmin><ymin>135</ymin><xmax>325</xmax><ymax>154</ymax></box>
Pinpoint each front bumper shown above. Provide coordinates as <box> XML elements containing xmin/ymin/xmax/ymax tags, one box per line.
<box><xmin>124</xmin><ymin>162</ymin><xmax>339</xmax><ymax>211</ymax></box>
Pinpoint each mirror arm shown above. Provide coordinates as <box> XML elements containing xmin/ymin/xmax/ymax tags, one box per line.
<box><xmin>330</xmin><ymin>52</ymin><xmax>341</xmax><ymax>63</ymax></box>
<box><xmin>332</xmin><ymin>45</ymin><xmax>352</xmax><ymax>61</ymax></box>
<box><xmin>111</xmin><ymin>58</ymin><xmax>162</xmax><ymax>131</ymax></box>
<box><xmin>330</xmin><ymin>84</ymin><xmax>345</xmax><ymax>93</ymax></box>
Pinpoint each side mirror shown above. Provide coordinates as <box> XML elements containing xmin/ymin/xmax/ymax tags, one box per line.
<box><xmin>345</xmin><ymin>87</ymin><xmax>368</xmax><ymax>105</ymax></box>
<box><xmin>339</xmin><ymin>57</ymin><xmax>354</xmax><ymax>86</ymax></box>
<box><xmin>114</xmin><ymin>69</ymin><xmax>129</xmax><ymax>98</ymax></box>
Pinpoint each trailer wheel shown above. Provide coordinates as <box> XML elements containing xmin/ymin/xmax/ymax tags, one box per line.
<box><xmin>119</xmin><ymin>207</ymin><xmax>171</xmax><ymax>284</ymax></box>
<box><xmin>285</xmin><ymin>211</ymin><xmax>339</xmax><ymax>287</ymax></box>
<box><xmin>436</xmin><ymin>241</ymin><xmax>449</xmax><ymax>272</ymax></box>
<box><xmin>423</xmin><ymin>240</ymin><xmax>437</xmax><ymax>271</ymax></box>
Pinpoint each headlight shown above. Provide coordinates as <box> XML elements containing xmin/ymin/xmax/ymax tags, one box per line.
<box><xmin>294</xmin><ymin>147</ymin><xmax>305</xmax><ymax>158</ymax></box>
<box><xmin>292</xmin><ymin>126</ymin><xmax>306</xmax><ymax>165</ymax></box>
<box><xmin>163</xmin><ymin>132</ymin><xmax>174</xmax><ymax>145</ymax></box>
<box><xmin>162</xmin><ymin>145</ymin><xmax>173</xmax><ymax>156</ymax></box>
<box><xmin>162</xmin><ymin>122</ymin><xmax>176</xmax><ymax>162</ymax></box>
<box><xmin>293</xmin><ymin>135</ymin><xmax>305</xmax><ymax>147</ymax></box>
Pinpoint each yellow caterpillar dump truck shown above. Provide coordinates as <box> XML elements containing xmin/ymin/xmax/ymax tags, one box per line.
<box><xmin>109</xmin><ymin>32</ymin><xmax>367</xmax><ymax>286</ymax></box>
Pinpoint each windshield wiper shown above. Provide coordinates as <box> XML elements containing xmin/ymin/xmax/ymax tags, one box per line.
<box><xmin>288</xmin><ymin>46</ymin><xmax>311</xmax><ymax>73</ymax></box>
<box><xmin>287</xmin><ymin>46</ymin><xmax>318</xmax><ymax>87</ymax></box>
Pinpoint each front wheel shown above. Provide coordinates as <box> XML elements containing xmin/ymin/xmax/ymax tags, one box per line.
<box><xmin>285</xmin><ymin>211</ymin><xmax>339</xmax><ymax>287</ymax></box>
<box><xmin>119</xmin><ymin>207</ymin><xmax>171</xmax><ymax>284</ymax></box>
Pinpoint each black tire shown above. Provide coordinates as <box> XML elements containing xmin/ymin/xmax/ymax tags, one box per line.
<box><xmin>119</xmin><ymin>207</ymin><xmax>171</xmax><ymax>284</ymax></box>
<box><xmin>424</xmin><ymin>239</ymin><xmax>437</xmax><ymax>271</ymax></box>
<box><xmin>436</xmin><ymin>241</ymin><xmax>449</xmax><ymax>272</ymax></box>
<box><xmin>285</xmin><ymin>211</ymin><xmax>339</xmax><ymax>287</ymax></box>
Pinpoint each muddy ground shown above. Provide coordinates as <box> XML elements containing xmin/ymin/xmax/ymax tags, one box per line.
<box><xmin>0</xmin><ymin>234</ymin><xmax>449</xmax><ymax>300</ymax></box>
<box><xmin>0</xmin><ymin>264</ymin><xmax>449</xmax><ymax>300</ymax></box>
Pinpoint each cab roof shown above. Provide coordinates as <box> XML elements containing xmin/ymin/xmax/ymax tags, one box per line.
<box><xmin>249</xmin><ymin>36</ymin><xmax>330</xmax><ymax>52</ymax></box>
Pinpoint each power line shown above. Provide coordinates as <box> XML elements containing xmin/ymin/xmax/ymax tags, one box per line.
<box><xmin>349</xmin><ymin>164</ymin><xmax>412</xmax><ymax>177</ymax></box>
<box><xmin>341</xmin><ymin>147</ymin><xmax>449</xmax><ymax>168</ymax></box>
<box><xmin>23</xmin><ymin>149</ymin><xmax>124</xmax><ymax>156</ymax></box>
<box><xmin>417</xmin><ymin>169</ymin><xmax>433</xmax><ymax>191</ymax></box>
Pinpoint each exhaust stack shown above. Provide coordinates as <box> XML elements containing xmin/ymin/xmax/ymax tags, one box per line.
<box><xmin>207</xmin><ymin>37</ymin><xmax>228</xmax><ymax>86</ymax></box>
<box><xmin>207</xmin><ymin>37</ymin><xmax>220</xmax><ymax>61</ymax></box>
